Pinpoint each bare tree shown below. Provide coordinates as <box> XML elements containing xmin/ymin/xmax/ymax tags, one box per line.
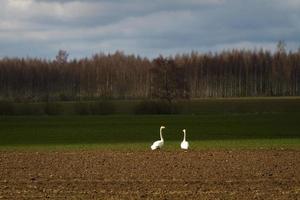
<box><xmin>56</xmin><ymin>50</ymin><xmax>69</xmax><ymax>64</ymax></box>
<box><xmin>277</xmin><ymin>40</ymin><xmax>286</xmax><ymax>54</ymax></box>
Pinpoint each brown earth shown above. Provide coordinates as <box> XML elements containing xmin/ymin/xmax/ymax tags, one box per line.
<box><xmin>0</xmin><ymin>150</ymin><xmax>299</xmax><ymax>199</ymax></box>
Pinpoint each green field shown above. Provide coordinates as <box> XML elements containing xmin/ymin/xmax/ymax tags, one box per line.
<box><xmin>1</xmin><ymin>112</ymin><xmax>300</xmax><ymax>150</ymax></box>
<box><xmin>1</xmin><ymin>98</ymin><xmax>300</xmax><ymax>150</ymax></box>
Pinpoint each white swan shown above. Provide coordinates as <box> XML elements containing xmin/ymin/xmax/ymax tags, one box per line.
<box><xmin>180</xmin><ymin>129</ymin><xmax>189</xmax><ymax>150</ymax></box>
<box><xmin>151</xmin><ymin>126</ymin><xmax>165</xmax><ymax>150</ymax></box>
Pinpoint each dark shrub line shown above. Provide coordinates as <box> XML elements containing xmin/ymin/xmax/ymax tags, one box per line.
<box><xmin>1</xmin><ymin>99</ymin><xmax>300</xmax><ymax>116</ymax></box>
<box><xmin>134</xmin><ymin>100</ymin><xmax>180</xmax><ymax>114</ymax></box>
<box><xmin>0</xmin><ymin>100</ymin><xmax>180</xmax><ymax>115</ymax></box>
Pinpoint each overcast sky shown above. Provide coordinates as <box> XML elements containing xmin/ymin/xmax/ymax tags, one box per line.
<box><xmin>0</xmin><ymin>0</ymin><xmax>299</xmax><ymax>59</ymax></box>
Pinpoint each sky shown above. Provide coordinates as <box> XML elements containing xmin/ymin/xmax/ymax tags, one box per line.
<box><xmin>0</xmin><ymin>0</ymin><xmax>299</xmax><ymax>59</ymax></box>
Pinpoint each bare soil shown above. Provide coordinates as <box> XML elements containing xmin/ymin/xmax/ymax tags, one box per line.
<box><xmin>0</xmin><ymin>150</ymin><xmax>299</xmax><ymax>199</ymax></box>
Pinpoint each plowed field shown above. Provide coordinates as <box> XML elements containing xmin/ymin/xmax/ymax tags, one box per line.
<box><xmin>0</xmin><ymin>150</ymin><xmax>299</xmax><ymax>199</ymax></box>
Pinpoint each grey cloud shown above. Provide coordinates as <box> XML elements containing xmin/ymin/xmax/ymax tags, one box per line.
<box><xmin>0</xmin><ymin>0</ymin><xmax>299</xmax><ymax>59</ymax></box>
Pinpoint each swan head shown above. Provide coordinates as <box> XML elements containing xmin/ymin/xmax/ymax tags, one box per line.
<box><xmin>183</xmin><ymin>129</ymin><xmax>186</xmax><ymax>133</ymax></box>
<box><xmin>160</xmin><ymin>126</ymin><xmax>165</xmax><ymax>129</ymax></box>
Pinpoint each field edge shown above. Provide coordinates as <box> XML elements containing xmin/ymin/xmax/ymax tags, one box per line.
<box><xmin>0</xmin><ymin>138</ymin><xmax>299</xmax><ymax>151</ymax></box>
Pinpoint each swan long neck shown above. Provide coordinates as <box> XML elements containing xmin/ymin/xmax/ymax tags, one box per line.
<box><xmin>183</xmin><ymin>130</ymin><xmax>186</xmax><ymax>141</ymax></box>
<box><xmin>160</xmin><ymin>128</ymin><xmax>164</xmax><ymax>141</ymax></box>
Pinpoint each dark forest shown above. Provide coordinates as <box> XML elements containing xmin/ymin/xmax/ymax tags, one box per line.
<box><xmin>0</xmin><ymin>44</ymin><xmax>299</xmax><ymax>102</ymax></box>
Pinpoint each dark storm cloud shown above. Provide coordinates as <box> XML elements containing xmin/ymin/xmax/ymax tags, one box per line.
<box><xmin>0</xmin><ymin>0</ymin><xmax>299</xmax><ymax>59</ymax></box>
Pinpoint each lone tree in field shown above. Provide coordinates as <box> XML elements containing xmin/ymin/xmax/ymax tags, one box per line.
<box><xmin>150</xmin><ymin>56</ymin><xmax>190</xmax><ymax>103</ymax></box>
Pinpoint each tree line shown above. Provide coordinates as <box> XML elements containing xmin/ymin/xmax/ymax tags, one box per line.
<box><xmin>0</xmin><ymin>46</ymin><xmax>299</xmax><ymax>102</ymax></box>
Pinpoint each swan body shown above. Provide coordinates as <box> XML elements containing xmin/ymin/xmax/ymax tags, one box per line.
<box><xmin>180</xmin><ymin>129</ymin><xmax>189</xmax><ymax>150</ymax></box>
<box><xmin>151</xmin><ymin>140</ymin><xmax>164</xmax><ymax>150</ymax></box>
<box><xmin>151</xmin><ymin>126</ymin><xmax>165</xmax><ymax>150</ymax></box>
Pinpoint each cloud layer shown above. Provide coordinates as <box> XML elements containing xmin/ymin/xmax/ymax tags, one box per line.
<box><xmin>0</xmin><ymin>0</ymin><xmax>299</xmax><ymax>58</ymax></box>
